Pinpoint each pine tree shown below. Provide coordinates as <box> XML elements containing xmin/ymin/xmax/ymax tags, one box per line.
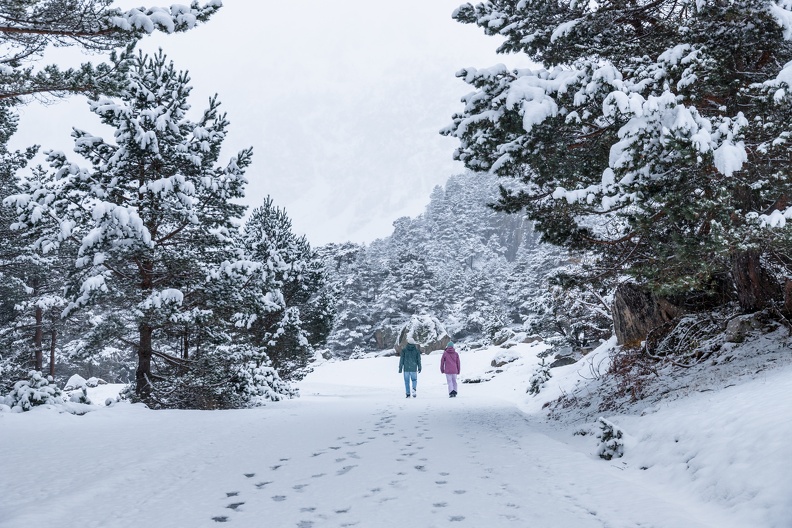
<box><xmin>444</xmin><ymin>0</ymin><xmax>792</xmax><ymax>312</ymax></box>
<box><xmin>0</xmin><ymin>0</ymin><xmax>221</xmax><ymax>102</ymax></box>
<box><xmin>0</xmin><ymin>104</ymin><xmax>39</xmax><ymax>382</ymax></box>
<box><xmin>5</xmin><ymin>51</ymin><xmax>251</xmax><ymax>397</ymax></box>
<box><xmin>239</xmin><ymin>197</ymin><xmax>334</xmax><ymax>380</ymax></box>
<box><xmin>1</xmin><ymin>0</ymin><xmax>221</xmax><ymax>386</ymax></box>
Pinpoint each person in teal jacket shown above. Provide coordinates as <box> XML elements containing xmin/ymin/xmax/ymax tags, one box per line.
<box><xmin>398</xmin><ymin>337</ymin><xmax>422</xmax><ymax>398</ymax></box>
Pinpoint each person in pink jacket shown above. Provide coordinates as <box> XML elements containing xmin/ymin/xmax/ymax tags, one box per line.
<box><xmin>440</xmin><ymin>341</ymin><xmax>461</xmax><ymax>397</ymax></box>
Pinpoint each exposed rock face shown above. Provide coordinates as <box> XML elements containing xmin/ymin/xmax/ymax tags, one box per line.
<box><xmin>612</xmin><ymin>283</ymin><xmax>681</xmax><ymax>346</ymax></box>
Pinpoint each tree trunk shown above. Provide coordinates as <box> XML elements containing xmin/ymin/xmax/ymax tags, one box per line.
<box><xmin>136</xmin><ymin>257</ymin><xmax>155</xmax><ymax>396</ymax></box>
<box><xmin>33</xmin><ymin>306</ymin><xmax>43</xmax><ymax>371</ymax></box>
<box><xmin>732</xmin><ymin>250</ymin><xmax>780</xmax><ymax>312</ymax></box>
<box><xmin>784</xmin><ymin>278</ymin><xmax>792</xmax><ymax>315</ymax></box>
<box><xmin>136</xmin><ymin>322</ymin><xmax>154</xmax><ymax>397</ymax></box>
<box><xmin>49</xmin><ymin>329</ymin><xmax>57</xmax><ymax>378</ymax></box>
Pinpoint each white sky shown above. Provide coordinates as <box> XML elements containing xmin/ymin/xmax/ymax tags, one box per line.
<box><xmin>10</xmin><ymin>1</ymin><xmax>526</xmax><ymax>246</ymax></box>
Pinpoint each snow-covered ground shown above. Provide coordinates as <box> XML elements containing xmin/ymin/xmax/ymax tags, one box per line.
<box><xmin>2</xmin><ymin>341</ymin><xmax>790</xmax><ymax>528</ymax></box>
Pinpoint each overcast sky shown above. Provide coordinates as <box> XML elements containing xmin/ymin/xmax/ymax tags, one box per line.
<box><xmin>10</xmin><ymin>1</ymin><xmax>526</xmax><ymax>247</ymax></box>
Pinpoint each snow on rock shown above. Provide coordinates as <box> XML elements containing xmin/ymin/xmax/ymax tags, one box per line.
<box><xmin>64</xmin><ymin>374</ymin><xmax>87</xmax><ymax>391</ymax></box>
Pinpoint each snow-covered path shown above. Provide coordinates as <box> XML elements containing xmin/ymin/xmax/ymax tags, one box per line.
<box><xmin>1</xmin><ymin>349</ymin><xmax>751</xmax><ymax>528</ymax></box>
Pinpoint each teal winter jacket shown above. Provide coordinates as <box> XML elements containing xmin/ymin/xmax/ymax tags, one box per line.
<box><xmin>399</xmin><ymin>344</ymin><xmax>422</xmax><ymax>373</ymax></box>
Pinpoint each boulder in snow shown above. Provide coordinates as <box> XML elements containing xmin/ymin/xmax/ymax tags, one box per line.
<box><xmin>724</xmin><ymin>314</ymin><xmax>763</xmax><ymax>343</ymax></box>
<box><xmin>491</xmin><ymin>351</ymin><xmax>520</xmax><ymax>368</ymax></box>
<box><xmin>394</xmin><ymin>314</ymin><xmax>450</xmax><ymax>354</ymax></box>
<box><xmin>64</xmin><ymin>374</ymin><xmax>88</xmax><ymax>391</ymax></box>
<box><xmin>492</xmin><ymin>328</ymin><xmax>516</xmax><ymax>346</ymax></box>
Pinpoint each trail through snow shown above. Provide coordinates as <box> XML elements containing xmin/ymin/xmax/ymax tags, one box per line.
<box><xmin>0</xmin><ymin>347</ymin><xmax>767</xmax><ymax>527</ymax></box>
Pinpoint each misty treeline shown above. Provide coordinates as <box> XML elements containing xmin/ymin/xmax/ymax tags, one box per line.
<box><xmin>319</xmin><ymin>171</ymin><xmax>611</xmax><ymax>356</ymax></box>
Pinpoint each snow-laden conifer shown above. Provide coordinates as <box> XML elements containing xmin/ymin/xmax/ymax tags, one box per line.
<box><xmin>238</xmin><ymin>197</ymin><xmax>335</xmax><ymax>380</ymax></box>
<box><xmin>0</xmin><ymin>0</ymin><xmax>222</xmax><ymax>102</ymax></box>
<box><xmin>444</xmin><ymin>0</ymin><xmax>792</xmax><ymax>310</ymax></box>
<box><xmin>5</xmin><ymin>51</ymin><xmax>252</xmax><ymax>399</ymax></box>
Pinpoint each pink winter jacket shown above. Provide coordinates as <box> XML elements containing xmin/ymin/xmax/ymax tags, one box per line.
<box><xmin>440</xmin><ymin>346</ymin><xmax>460</xmax><ymax>375</ymax></box>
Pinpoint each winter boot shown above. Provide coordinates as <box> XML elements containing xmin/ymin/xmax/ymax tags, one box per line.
<box><xmin>412</xmin><ymin>388</ymin><xmax>417</xmax><ymax>398</ymax></box>
<box><xmin>406</xmin><ymin>393</ymin><xmax>411</xmax><ymax>398</ymax></box>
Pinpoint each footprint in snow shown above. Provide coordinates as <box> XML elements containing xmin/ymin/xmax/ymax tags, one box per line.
<box><xmin>433</xmin><ymin>502</ymin><xmax>447</xmax><ymax>508</ymax></box>
<box><xmin>212</xmin><ymin>516</ymin><xmax>229</xmax><ymax>523</ymax></box>
<box><xmin>300</xmin><ymin>507</ymin><xmax>317</xmax><ymax>513</ymax></box>
<box><xmin>453</xmin><ymin>490</ymin><xmax>467</xmax><ymax>495</ymax></box>
<box><xmin>449</xmin><ymin>516</ymin><xmax>466</xmax><ymax>522</ymax></box>
<box><xmin>293</xmin><ymin>484</ymin><xmax>309</xmax><ymax>491</ymax></box>
<box><xmin>311</xmin><ymin>473</ymin><xmax>325</xmax><ymax>479</ymax></box>
<box><xmin>255</xmin><ymin>481</ymin><xmax>272</xmax><ymax>489</ymax></box>
<box><xmin>226</xmin><ymin>502</ymin><xmax>245</xmax><ymax>510</ymax></box>
<box><xmin>414</xmin><ymin>465</ymin><xmax>426</xmax><ymax>472</ymax></box>
<box><xmin>334</xmin><ymin>507</ymin><xmax>350</xmax><ymax>514</ymax></box>
<box><xmin>436</xmin><ymin>480</ymin><xmax>447</xmax><ymax>485</ymax></box>
<box><xmin>272</xmin><ymin>495</ymin><xmax>287</xmax><ymax>502</ymax></box>
<box><xmin>336</xmin><ymin>465</ymin><xmax>356</xmax><ymax>476</ymax></box>
<box><xmin>226</xmin><ymin>491</ymin><xmax>239</xmax><ymax>497</ymax></box>
<box><xmin>270</xmin><ymin>465</ymin><xmax>282</xmax><ymax>470</ymax></box>
<box><xmin>243</xmin><ymin>473</ymin><xmax>255</xmax><ymax>478</ymax></box>
<box><xmin>297</xmin><ymin>521</ymin><xmax>314</xmax><ymax>528</ymax></box>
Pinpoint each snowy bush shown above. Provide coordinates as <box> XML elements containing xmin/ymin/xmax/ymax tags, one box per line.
<box><xmin>348</xmin><ymin>346</ymin><xmax>367</xmax><ymax>360</ymax></box>
<box><xmin>527</xmin><ymin>358</ymin><xmax>552</xmax><ymax>396</ymax></box>
<box><xmin>596</xmin><ymin>417</ymin><xmax>625</xmax><ymax>460</ymax></box>
<box><xmin>68</xmin><ymin>387</ymin><xmax>92</xmax><ymax>405</ymax></box>
<box><xmin>140</xmin><ymin>344</ymin><xmax>297</xmax><ymax>410</ymax></box>
<box><xmin>2</xmin><ymin>371</ymin><xmax>64</xmax><ymax>412</ymax></box>
<box><xmin>238</xmin><ymin>363</ymin><xmax>297</xmax><ymax>405</ymax></box>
